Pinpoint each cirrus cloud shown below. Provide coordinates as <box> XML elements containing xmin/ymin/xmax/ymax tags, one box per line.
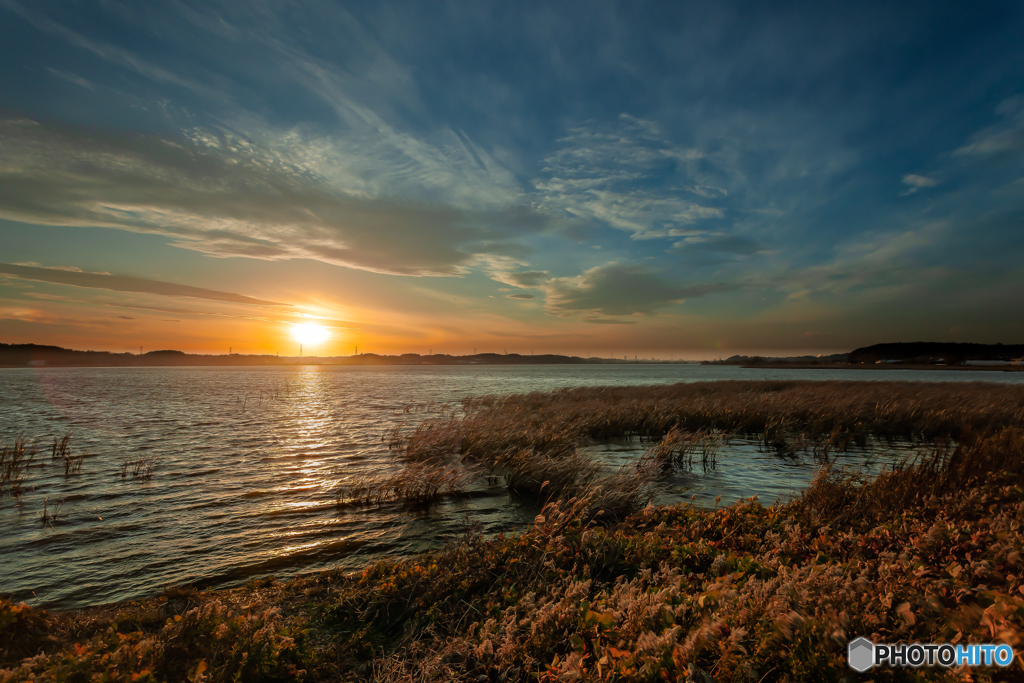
<box><xmin>0</xmin><ymin>117</ymin><xmax>542</xmax><ymax>278</ymax></box>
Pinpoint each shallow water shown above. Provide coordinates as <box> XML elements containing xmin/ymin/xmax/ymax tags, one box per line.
<box><xmin>1</xmin><ymin>363</ymin><xmax>1021</xmax><ymax>609</ymax></box>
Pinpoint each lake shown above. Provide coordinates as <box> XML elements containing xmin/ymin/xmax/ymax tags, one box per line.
<box><xmin>2</xmin><ymin>363</ymin><xmax>1022</xmax><ymax>610</ymax></box>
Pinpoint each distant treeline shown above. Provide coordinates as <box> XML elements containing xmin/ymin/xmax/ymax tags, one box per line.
<box><xmin>0</xmin><ymin>343</ymin><xmax>636</xmax><ymax>367</ymax></box>
<box><xmin>848</xmin><ymin>342</ymin><xmax>1024</xmax><ymax>365</ymax></box>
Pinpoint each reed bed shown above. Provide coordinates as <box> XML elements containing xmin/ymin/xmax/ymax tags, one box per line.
<box><xmin>381</xmin><ymin>380</ymin><xmax>1024</xmax><ymax>519</ymax></box>
<box><xmin>636</xmin><ymin>425</ymin><xmax>725</xmax><ymax>474</ymax></box>
<box><xmin>5</xmin><ymin>425</ymin><xmax>1023</xmax><ymax>682</ymax></box>
<box><xmin>800</xmin><ymin>426</ymin><xmax>1024</xmax><ymax>526</ymax></box>
<box><xmin>503</xmin><ymin>448</ymin><xmax>601</xmax><ymax>498</ymax></box>
<box><xmin>392</xmin><ymin>380</ymin><xmax>1024</xmax><ymax>463</ymax></box>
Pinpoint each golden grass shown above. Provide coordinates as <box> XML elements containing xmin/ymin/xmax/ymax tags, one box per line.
<box><xmin>6</xmin><ymin>380</ymin><xmax>1024</xmax><ymax>681</ymax></box>
<box><xmin>800</xmin><ymin>426</ymin><xmax>1024</xmax><ymax>526</ymax></box>
<box><xmin>6</xmin><ymin>423</ymin><xmax>1022</xmax><ymax>682</ymax></box>
<box><xmin>379</xmin><ymin>380</ymin><xmax>1024</xmax><ymax>519</ymax></box>
<box><xmin>335</xmin><ymin>461</ymin><xmax>475</xmax><ymax>506</ymax></box>
<box><xmin>504</xmin><ymin>448</ymin><xmax>601</xmax><ymax>499</ymax></box>
<box><xmin>392</xmin><ymin>381</ymin><xmax>1024</xmax><ymax>464</ymax></box>
<box><xmin>635</xmin><ymin>425</ymin><xmax>725</xmax><ymax>474</ymax></box>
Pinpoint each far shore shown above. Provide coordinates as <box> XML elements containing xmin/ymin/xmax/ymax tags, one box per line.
<box><xmin>735</xmin><ymin>361</ymin><xmax>1024</xmax><ymax>372</ymax></box>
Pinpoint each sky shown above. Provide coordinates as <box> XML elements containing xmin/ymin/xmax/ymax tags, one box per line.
<box><xmin>1</xmin><ymin>1</ymin><xmax>1023</xmax><ymax>359</ymax></box>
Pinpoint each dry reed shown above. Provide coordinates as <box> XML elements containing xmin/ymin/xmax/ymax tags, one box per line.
<box><xmin>39</xmin><ymin>495</ymin><xmax>66</xmax><ymax>529</ymax></box>
<box><xmin>503</xmin><ymin>448</ymin><xmax>601</xmax><ymax>499</ymax></box>
<box><xmin>391</xmin><ymin>381</ymin><xmax>1024</xmax><ymax>465</ymax></box>
<box><xmin>120</xmin><ymin>456</ymin><xmax>155</xmax><ymax>480</ymax></box>
<box><xmin>0</xmin><ymin>435</ymin><xmax>35</xmax><ymax>498</ymax></box>
<box><xmin>636</xmin><ymin>425</ymin><xmax>724</xmax><ymax>473</ymax></box>
<box><xmin>377</xmin><ymin>380</ymin><xmax>1024</xmax><ymax>523</ymax></box>
<box><xmin>50</xmin><ymin>431</ymin><xmax>84</xmax><ymax>475</ymax></box>
<box><xmin>335</xmin><ymin>461</ymin><xmax>475</xmax><ymax>506</ymax></box>
<box><xmin>798</xmin><ymin>426</ymin><xmax>1024</xmax><ymax>525</ymax></box>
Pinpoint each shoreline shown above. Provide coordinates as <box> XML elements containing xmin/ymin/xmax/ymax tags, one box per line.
<box><xmin>735</xmin><ymin>362</ymin><xmax>1024</xmax><ymax>372</ymax></box>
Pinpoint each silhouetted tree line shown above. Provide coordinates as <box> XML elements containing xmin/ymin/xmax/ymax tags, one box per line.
<box><xmin>848</xmin><ymin>342</ymin><xmax>1024</xmax><ymax>365</ymax></box>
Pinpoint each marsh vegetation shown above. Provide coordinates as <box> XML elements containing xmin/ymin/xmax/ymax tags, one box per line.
<box><xmin>375</xmin><ymin>380</ymin><xmax>1024</xmax><ymax>520</ymax></box>
<box><xmin>2</xmin><ymin>423</ymin><xmax>1022</xmax><ymax>681</ymax></box>
<box><xmin>4</xmin><ymin>378</ymin><xmax>1024</xmax><ymax>681</ymax></box>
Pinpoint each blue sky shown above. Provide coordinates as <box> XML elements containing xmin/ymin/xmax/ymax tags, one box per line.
<box><xmin>1</xmin><ymin>1</ymin><xmax>1023</xmax><ymax>357</ymax></box>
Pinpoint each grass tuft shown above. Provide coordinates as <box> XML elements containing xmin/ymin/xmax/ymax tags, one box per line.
<box><xmin>120</xmin><ymin>457</ymin><xmax>155</xmax><ymax>480</ymax></box>
<box><xmin>335</xmin><ymin>461</ymin><xmax>475</xmax><ymax>506</ymax></box>
<box><xmin>0</xmin><ymin>435</ymin><xmax>35</xmax><ymax>499</ymax></box>
<box><xmin>39</xmin><ymin>496</ymin><xmax>67</xmax><ymax>529</ymax></box>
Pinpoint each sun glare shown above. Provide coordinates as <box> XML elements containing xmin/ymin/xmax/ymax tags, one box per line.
<box><xmin>292</xmin><ymin>323</ymin><xmax>330</xmax><ymax>345</ymax></box>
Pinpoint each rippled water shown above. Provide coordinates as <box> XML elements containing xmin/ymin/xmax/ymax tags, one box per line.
<box><xmin>2</xmin><ymin>363</ymin><xmax>1021</xmax><ymax>610</ymax></box>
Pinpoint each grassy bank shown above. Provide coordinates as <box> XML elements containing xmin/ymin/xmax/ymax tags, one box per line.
<box><xmin>3</xmin><ymin>423</ymin><xmax>1023</xmax><ymax>681</ymax></box>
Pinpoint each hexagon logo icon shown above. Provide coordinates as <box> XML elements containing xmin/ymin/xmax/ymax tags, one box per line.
<box><xmin>848</xmin><ymin>637</ymin><xmax>874</xmax><ymax>672</ymax></box>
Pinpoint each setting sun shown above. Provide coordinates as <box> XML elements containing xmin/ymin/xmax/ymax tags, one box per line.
<box><xmin>291</xmin><ymin>323</ymin><xmax>330</xmax><ymax>345</ymax></box>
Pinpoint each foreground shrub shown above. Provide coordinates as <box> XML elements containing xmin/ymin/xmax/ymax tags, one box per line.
<box><xmin>1</xmin><ymin>597</ymin><xmax>303</xmax><ymax>682</ymax></box>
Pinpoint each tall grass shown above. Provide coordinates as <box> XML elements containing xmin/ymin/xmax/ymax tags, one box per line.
<box><xmin>335</xmin><ymin>461</ymin><xmax>475</xmax><ymax>506</ymax></box>
<box><xmin>503</xmin><ymin>449</ymin><xmax>600</xmax><ymax>498</ymax></box>
<box><xmin>636</xmin><ymin>425</ymin><xmax>724</xmax><ymax>473</ymax></box>
<box><xmin>120</xmin><ymin>456</ymin><xmax>155</xmax><ymax>480</ymax></box>
<box><xmin>377</xmin><ymin>380</ymin><xmax>1024</xmax><ymax>522</ymax></box>
<box><xmin>799</xmin><ymin>426</ymin><xmax>1024</xmax><ymax>525</ymax></box>
<box><xmin>4</xmin><ymin>421</ymin><xmax>1024</xmax><ymax>681</ymax></box>
<box><xmin>392</xmin><ymin>381</ymin><xmax>1024</xmax><ymax>464</ymax></box>
<box><xmin>51</xmin><ymin>432</ymin><xmax>85</xmax><ymax>475</ymax></box>
<box><xmin>0</xmin><ymin>435</ymin><xmax>35</xmax><ymax>499</ymax></box>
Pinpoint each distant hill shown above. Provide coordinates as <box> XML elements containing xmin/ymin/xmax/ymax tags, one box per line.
<box><xmin>848</xmin><ymin>342</ymin><xmax>1024</xmax><ymax>365</ymax></box>
<box><xmin>0</xmin><ymin>343</ymin><xmax>648</xmax><ymax>367</ymax></box>
<box><xmin>0</xmin><ymin>343</ymin><xmax>283</xmax><ymax>367</ymax></box>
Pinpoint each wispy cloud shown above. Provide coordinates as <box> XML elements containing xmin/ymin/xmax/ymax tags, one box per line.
<box><xmin>3</xmin><ymin>0</ymin><xmax>220</xmax><ymax>99</ymax></box>
<box><xmin>0</xmin><ymin>117</ymin><xmax>542</xmax><ymax>277</ymax></box>
<box><xmin>0</xmin><ymin>306</ymin><xmax>45</xmax><ymax>322</ymax></box>
<box><xmin>490</xmin><ymin>270</ymin><xmax>551</xmax><ymax>288</ymax></box>
<box><xmin>672</xmin><ymin>234</ymin><xmax>767</xmax><ymax>266</ymax></box>
<box><xmin>0</xmin><ymin>262</ymin><xmax>287</xmax><ymax>306</ymax></box>
<box><xmin>46</xmin><ymin>68</ymin><xmax>94</xmax><ymax>90</ymax></box>
<box><xmin>901</xmin><ymin>174</ymin><xmax>938</xmax><ymax>195</ymax></box>
<box><xmin>544</xmin><ymin>261</ymin><xmax>735</xmax><ymax>318</ymax></box>
<box><xmin>954</xmin><ymin>96</ymin><xmax>1024</xmax><ymax>158</ymax></box>
<box><xmin>534</xmin><ymin>115</ymin><xmax>723</xmax><ymax>240</ymax></box>
<box><xmin>772</xmin><ymin>223</ymin><xmax>947</xmax><ymax>299</ymax></box>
